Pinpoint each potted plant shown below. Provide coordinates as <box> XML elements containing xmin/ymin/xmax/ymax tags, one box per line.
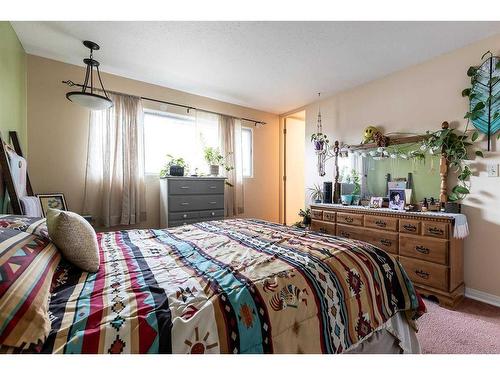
<box><xmin>203</xmin><ymin>146</ymin><xmax>234</xmax><ymax>176</ymax></box>
<box><xmin>160</xmin><ymin>154</ymin><xmax>188</xmax><ymax>177</ymax></box>
<box><xmin>351</xmin><ymin>169</ymin><xmax>361</xmax><ymax>205</ymax></box>
<box><xmin>298</xmin><ymin>208</ymin><xmax>311</xmax><ymax>227</ymax></box>
<box><xmin>311</xmin><ymin>132</ymin><xmax>330</xmax><ymax>151</ymax></box>
<box><xmin>308</xmin><ymin>183</ymin><xmax>323</xmax><ymax>203</ymax></box>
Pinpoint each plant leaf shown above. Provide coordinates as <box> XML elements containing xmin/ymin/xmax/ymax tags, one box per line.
<box><xmin>453</xmin><ymin>185</ymin><xmax>470</xmax><ymax>195</ymax></box>
<box><xmin>461</xmin><ymin>88</ymin><xmax>471</xmax><ymax>97</ymax></box>
<box><xmin>448</xmin><ymin>193</ymin><xmax>459</xmax><ymax>202</ymax></box>
<box><xmin>473</xmin><ymin>101</ymin><xmax>485</xmax><ymax>111</ymax></box>
<box><xmin>467</xmin><ymin>66</ymin><xmax>478</xmax><ymax>77</ymax></box>
<box><xmin>475</xmin><ymin>150</ymin><xmax>484</xmax><ymax>158</ymax></box>
<box><xmin>481</xmin><ymin>50</ymin><xmax>492</xmax><ymax>60</ymax></box>
<box><xmin>472</xmin><ymin>131</ymin><xmax>479</xmax><ymax>142</ymax></box>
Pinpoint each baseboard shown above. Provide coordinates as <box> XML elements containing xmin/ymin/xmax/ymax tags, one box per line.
<box><xmin>465</xmin><ymin>288</ymin><xmax>500</xmax><ymax>307</ymax></box>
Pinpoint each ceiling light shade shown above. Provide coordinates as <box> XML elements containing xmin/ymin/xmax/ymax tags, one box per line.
<box><xmin>65</xmin><ymin>40</ymin><xmax>113</xmax><ymax>110</ymax></box>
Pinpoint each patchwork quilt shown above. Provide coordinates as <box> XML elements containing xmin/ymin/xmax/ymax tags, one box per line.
<box><xmin>3</xmin><ymin>218</ymin><xmax>425</xmax><ymax>354</ymax></box>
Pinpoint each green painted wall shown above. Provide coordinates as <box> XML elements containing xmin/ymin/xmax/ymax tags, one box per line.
<box><xmin>0</xmin><ymin>22</ymin><xmax>26</xmax><ymax>152</ymax></box>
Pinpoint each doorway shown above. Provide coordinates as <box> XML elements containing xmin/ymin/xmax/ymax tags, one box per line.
<box><xmin>282</xmin><ymin>111</ymin><xmax>305</xmax><ymax>225</ymax></box>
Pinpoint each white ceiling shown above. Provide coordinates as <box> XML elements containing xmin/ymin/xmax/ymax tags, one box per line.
<box><xmin>12</xmin><ymin>21</ymin><xmax>500</xmax><ymax>114</ymax></box>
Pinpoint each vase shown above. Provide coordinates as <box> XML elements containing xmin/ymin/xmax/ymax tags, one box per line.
<box><xmin>351</xmin><ymin>195</ymin><xmax>361</xmax><ymax>206</ymax></box>
<box><xmin>341</xmin><ymin>195</ymin><xmax>353</xmax><ymax>205</ymax></box>
<box><xmin>210</xmin><ymin>165</ymin><xmax>220</xmax><ymax>176</ymax></box>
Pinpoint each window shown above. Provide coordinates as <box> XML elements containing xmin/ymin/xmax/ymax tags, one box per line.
<box><xmin>144</xmin><ymin>110</ymin><xmax>219</xmax><ymax>175</ymax></box>
<box><xmin>242</xmin><ymin>127</ymin><xmax>253</xmax><ymax>177</ymax></box>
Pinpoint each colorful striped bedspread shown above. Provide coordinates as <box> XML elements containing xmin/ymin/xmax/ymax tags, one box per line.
<box><xmin>12</xmin><ymin>218</ymin><xmax>425</xmax><ymax>354</ymax></box>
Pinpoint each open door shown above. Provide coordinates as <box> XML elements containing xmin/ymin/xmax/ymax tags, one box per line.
<box><xmin>282</xmin><ymin>111</ymin><xmax>305</xmax><ymax>225</ymax></box>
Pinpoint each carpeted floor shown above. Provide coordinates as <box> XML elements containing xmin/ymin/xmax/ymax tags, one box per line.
<box><xmin>416</xmin><ymin>298</ymin><xmax>500</xmax><ymax>354</ymax></box>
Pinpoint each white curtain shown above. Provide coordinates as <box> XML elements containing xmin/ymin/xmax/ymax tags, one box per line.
<box><xmin>219</xmin><ymin>115</ymin><xmax>244</xmax><ymax>216</ymax></box>
<box><xmin>83</xmin><ymin>93</ymin><xmax>146</xmax><ymax>227</ymax></box>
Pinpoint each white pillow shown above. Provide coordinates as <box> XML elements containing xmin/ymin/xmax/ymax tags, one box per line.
<box><xmin>46</xmin><ymin>209</ymin><xmax>100</xmax><ymax>272</ymax></box>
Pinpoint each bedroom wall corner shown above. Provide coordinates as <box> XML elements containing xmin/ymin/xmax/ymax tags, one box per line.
<box><xmin>0</xmin><ymin>22</ymin><xmax>27</xmax><ymax>153</ymax></box>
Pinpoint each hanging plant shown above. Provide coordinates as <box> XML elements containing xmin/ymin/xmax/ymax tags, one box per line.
<box><xmin>311</xmin><ymin>132</ymin><xmax>329</xmax><ymax>151</ymax></box>
<box><xmin>462</xmin><ymin>50</ymin><xmax>500</xmax><ymax>151</ymax></box>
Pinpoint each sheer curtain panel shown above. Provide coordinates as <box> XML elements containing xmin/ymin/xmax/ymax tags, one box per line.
<box><xmin>219</xmin><ymin>115</ymin><xmax>244</xmax><ymax>216</ymax></box>
<box><xmin>83</xmin><ymin>93</ymin><xmax>146</xmax><ymax>227</ymax></box>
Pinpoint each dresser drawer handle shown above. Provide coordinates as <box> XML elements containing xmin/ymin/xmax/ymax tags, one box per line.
<box><xmin>344</xmin><ymin>217</ymin><xmax>354</xmax><ymax>223</ymax></box>
<box><xmin>375</xmin><ymin>220</ymin><xmax>387</xmax><ymax>228</ymax></box>
<box><xmin>428</xmin><ymin>227</ymin><xmax>444</xmax><ymax>235</ymax></box>
<box><xmin>403</xmin><ymin>224</ymin><xmax>417</xmax><ymax>232</ymax></box>
<box><xmin>209</xmin><ymin>185</ymin><xmax>217</xmax><ymax>189</ymax></box>
<box><xmin>211</xmin><ymin>212</ymin><xmax>215</xmax><ymax>216</ymax></box>
<box><xmin>380</xmin><ymin>239</ymin><xmax>392</xmax><ymax>246</ymax></box>
<box><xmin>415</xmin><ymin>270</ymin><xmax>430</xmax><ymax>279</ymax></box>
<box><xmin>180</xmin><ymin>186</ymin><xmax>190</xmax><ymax>190</ymax></box>
<box><xmin>181</xmin><ymin>202</ymin><xmax>189</xmax><ymax>206</ymax></box>
<box><xmin>183</xmin><ymin>214</ymin><xmax>188</xmax><ymax>218</ymax></box>
<box><xmin>416</xmin><ymin>245</ymin><xmax>430</xmax><ymax>254</ymax></box>
<box><xmin>340</xmin><ymin>231</ymin><xmax>350</xmax><ymax>238</ymax></box>
<box><xmin>209</xmin><ymin>201</ymin><xmax>217</xmax><ymax>205</ymax></box>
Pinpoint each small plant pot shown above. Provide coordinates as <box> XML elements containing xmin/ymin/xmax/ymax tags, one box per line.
<box><xmin>351</xmin><ymin>195</ymin><xmax>361</xmax><ymax>206</ymax></box>
<box><xmin>314</xmin><ymin>140</ymin><xmax>325</xmax><ymax>151</ymax></box>
<box><xmin>341</xmin><ymin>194</ymin><xmax>353</xmax><ymax>205</ymax></box>
<box><xmin>169</xmin><ymin>165</ymin><xmax>184</xmax><ymax>176</ymax></box>
<box><xmin>303</xmin><ymin>216</ymin><xmax>311</xmax><ymax>226</ymax></box>
<box><xmin>210</xmin><ymin>165</ymin><xmax>220</xmax><ymax>176</ymax></box>
<box><xmin>444</xmin><ymin>202</ymin><xmax>461</xmax><ymax>213</ymax></box>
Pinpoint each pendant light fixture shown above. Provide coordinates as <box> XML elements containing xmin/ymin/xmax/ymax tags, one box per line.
<box><xmin>65</xmin><ymin>40</ymin><xmax>113</xmax><ymax>110</ymax></box>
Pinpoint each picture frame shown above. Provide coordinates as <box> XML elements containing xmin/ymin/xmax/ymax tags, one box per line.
<box><xmin>388</xmin><ymin>189</ymin><xmax>406</xmax><ymax>211</ymax></box>
<box><xmin>37</xmin><ymin>193</ymin><xmax>68</xmax><ymax>217</ymax></box>
<box><xmin>369</xmin><ymin>196</ymin><xmax>384</xmax><ymax>208</ymax></box>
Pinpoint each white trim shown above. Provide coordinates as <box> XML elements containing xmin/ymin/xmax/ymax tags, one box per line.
<box><xmin>465</xmin><ymin>288</ymin><xmax>500</xmax><ymax>307</ymax></box>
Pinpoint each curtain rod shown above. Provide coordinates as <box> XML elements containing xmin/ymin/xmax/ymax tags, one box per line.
<box><xmin>62</xmin><ymin>80</ymin><xmax>267</xmax><ymax>125</ymax></box>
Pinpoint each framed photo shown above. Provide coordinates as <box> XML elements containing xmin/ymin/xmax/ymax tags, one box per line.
<box><xmin>37</xmin><ymin>193</ymin><xmax>68</xmax><ymax>217</ymax></box>
<box><xmin>369</xmin><ymin>196</ymin><xmax>384</xmax><ymax>208</ymax></box>
<box><xmin>388</xmin><ymin>189</ymin><xmax>406</xmax><ymax>211</ymax></box>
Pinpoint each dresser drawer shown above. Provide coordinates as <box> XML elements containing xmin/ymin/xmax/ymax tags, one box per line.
<box><xmin>399</xmin><ymin>234</ymin><xmax>448</xmax><ymax>265</ymax></box>
<box><xmin>168</xmin><ymin>179</ymin><xmax>225</xmax><ymax>195</ymax></box>
<box><xmin>363</xmin><ymin>228</ymin><xmax>399</xmax><ymax>254</ymax></box>
<box><xmin>400</xmin><ymin>219</ymin><xmax>421</xmax><ymax>235</ymax></box>
<box><xmin>322</xmin><ymin>211</ymin><xmax>336</xmax><ymax>222</ymax></box>
<box><xmin>168</xmin><ymin>194</ymin><xmax>224</xmax><ymax>212</ymax></box>
<box><xmin>337</xmin><ymin>212</ymin><xmax>364</xmax><ymax>226</ymax></box>
<box><xmin>364</xmin><ymin>215</ymin><xmax>398</xmax><ymax>231</ymax></box>
<box><xmin>169</xmin><ymin>211</ymin><xmax>200</xmax><ymax>221</ymax></box>
<box><xmin>400</xmin><ymin>256</ymin><xmax>448</xmax><ymax>291</ymax></box>
<box><xmin>311</xmin><ymin>220</ymin><xmax>336</xmax><ymax>235</ymax></box>
<box><xmin>422</xmin><ymin>221</ymin><xmax>449</xmax><ymax>239</ymax></box>
<box><xmin>169</xmin><ymin>219</ymin><xmax>198</xmax><ymax>227</ymax></box>
<box><xmin>199</xmin><ymin>209</ymin><xmax>225</xmax><ymax>219</ymax></box>
<box><xmin>311</xmin><ymin>209</ymin><xmax>323</xmax><ymax>220</ymax></box>
<box><xmin>337</xmin><ymin>224</ymin><xmax>398</xmax><ymax>254</ymax></box>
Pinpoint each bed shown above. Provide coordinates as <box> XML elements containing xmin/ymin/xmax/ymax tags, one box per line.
<box><xmin>0</xmin><ymin>216</ymin><xmax>425</xmax><ymax>354</ymax></box>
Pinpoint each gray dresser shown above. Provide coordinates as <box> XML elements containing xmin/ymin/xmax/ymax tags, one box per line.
<box><xmin>159</xmin><ymin>176</ymin><xmax>226</xmax><ymax>228</ymax></box>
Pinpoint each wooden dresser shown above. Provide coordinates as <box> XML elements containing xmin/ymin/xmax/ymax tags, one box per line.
<box><xmin>310</xmin><ymin>204</ymin><xmax>464</xmax><ymax>308</ymax></box>
<box><xmin>160</xmin><ymin>176</ymin><xmax>226</xmax><ymax>228</ymax></box>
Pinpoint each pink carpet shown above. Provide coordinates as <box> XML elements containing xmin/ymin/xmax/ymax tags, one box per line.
<box><xmin>416</xmin><ymin>298</ymin><xmax>500</xmax><ymax>354</ymax></box>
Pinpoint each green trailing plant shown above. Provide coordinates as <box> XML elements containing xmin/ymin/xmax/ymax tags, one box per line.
<box><xmin>160</xmin><ymin>154</ymin><xmax>188</xmax><ymax>177</ymax></box>
<box><xmin>308</xmin><ymin>183</ymin><xmax>323</xmax><ymax>202</ymax></box>
<box><xmin>423</xmin><ymin>127</ymin><xmax>482</xmax><ymax>202</ymax></box>
<box><xmin>203</xmin><ymin>146</ymin><xmax>234</xmax><ymax>172</ymax></box>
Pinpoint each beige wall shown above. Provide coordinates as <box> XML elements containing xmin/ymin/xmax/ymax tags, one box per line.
<box><xmin>27</xmin><ymin>55</ymin><xmax>280</xmax><ymax>228</ymax></box>
<box><xmin>298</xmin><ymin>33</ymin><xmax>500</xmax><ymax>299</ymax></box>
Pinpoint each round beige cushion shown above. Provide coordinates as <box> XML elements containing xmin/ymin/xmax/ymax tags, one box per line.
<box><xmin>46</xmin><ymin>208</ymin><xmax>100</xmax><ymax>272</ymax></box>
